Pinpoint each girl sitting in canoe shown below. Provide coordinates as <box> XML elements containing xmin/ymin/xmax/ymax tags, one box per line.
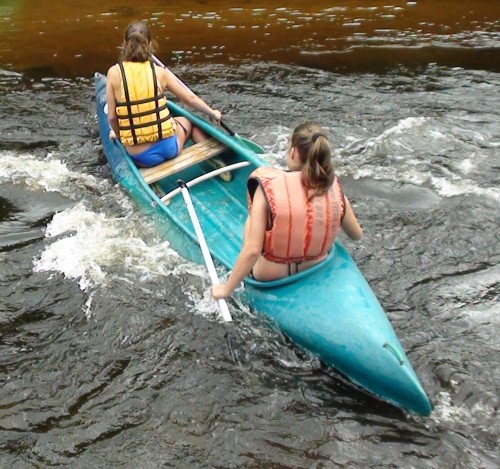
<box><xmin>106</xmin><ymin>21</ymin><xmax>222</xmax><ymax>168</ymax></box>
<box><xmin>212</xmin><ymin>122</ymin><xmax>363</xmax><ymax>299</ymax></box>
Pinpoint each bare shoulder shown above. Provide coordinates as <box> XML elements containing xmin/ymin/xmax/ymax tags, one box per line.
<box><xmin>154</xmin><ymin>64</ymin><xmax>170</xmax><ymax>87</ymax></box>
<box><xmin>106</xmin><ymin>64</ymin><xmax>120</xmax><ymax>81</ymax></box>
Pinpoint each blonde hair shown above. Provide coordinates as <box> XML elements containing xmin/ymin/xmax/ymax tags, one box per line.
<box><xmin>291</xmin><ymin>121</ymin><xmax>334</xmax><ymax>197</ymax></box>
<box><xmin>120</xmin><ymin>21</ymin><xmax>157</xmax><ymax>62</ymax></box>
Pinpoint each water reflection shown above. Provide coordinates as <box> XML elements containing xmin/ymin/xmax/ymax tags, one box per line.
<box><xmin>0</xmin><ymin>0</ymin><xmax>498</xmax><ymax>77</ymax></box>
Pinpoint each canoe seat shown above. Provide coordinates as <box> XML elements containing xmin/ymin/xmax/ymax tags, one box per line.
<box><xmin>139</xmin><ymin>138</ymin><xmax>227</xmax><ymax>185</ymax></box>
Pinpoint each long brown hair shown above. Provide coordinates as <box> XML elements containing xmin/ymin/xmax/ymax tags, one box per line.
<box><xmin>120</xmin><ymin>21</ymin><xmax>158</xmax><ymax>62</ymax></box>
<box><xmin>291</xmin><ymin>121</ymin><xmax>334</xmax><ymax>197</ymax></box>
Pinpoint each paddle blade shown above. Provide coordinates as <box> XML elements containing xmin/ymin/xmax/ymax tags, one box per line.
<box><xmin>235</xmin><ymin>135</ymin><xmax>265</xmax><ymax>154</ymax></box>
<box><xmin>220</xmin><ymin>119</ymin><xmax>265</xmax><ymax>154</ymax></box>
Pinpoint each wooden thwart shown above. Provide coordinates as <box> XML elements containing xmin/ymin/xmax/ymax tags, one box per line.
<box><xmin>140</xmin><ymin>138</ymin><xmax>227</xmax><ymax>184</ymax></box>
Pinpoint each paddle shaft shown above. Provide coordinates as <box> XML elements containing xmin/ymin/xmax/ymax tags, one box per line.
<box><xmin>177</xmin><ymin>180</ymin><xmax>232</xmax><ymax>322</ymax></box>
<box><xmin>150</xmin><ymin>53</ymin><xmax>262</xmax><ymax>152</ymax></box>
<box><xmin>150</xmin><ymin>53</ymin><xmax>193</xmax><ymax>93</ymax></box>
<box><xmin>219</xmin><ymin>120</ymin><xmax>236</xmax><ymax>136</ymax></box>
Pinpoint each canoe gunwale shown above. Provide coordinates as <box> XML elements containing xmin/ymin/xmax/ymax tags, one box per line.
<box><xmin>94</xmin><ymin>72</ymin><xmax>433</xmax><ymax>416</ymax></box>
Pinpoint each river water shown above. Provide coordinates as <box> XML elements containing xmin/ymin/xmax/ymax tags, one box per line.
<box><xmin>1</xmin><ymin>1</ymin><xmax>499</xmax><ymax>468</ymax></box>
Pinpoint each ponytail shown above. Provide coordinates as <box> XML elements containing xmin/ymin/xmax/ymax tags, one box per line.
<box><xmin>120</xmin><ymin>21</ymin><xmax>157</xmax><ymax>62</ymax></box>
<box><xmin>290</xmin><ymin>122</ymin><xmax>334</xmax><ymax>198</ymax></box>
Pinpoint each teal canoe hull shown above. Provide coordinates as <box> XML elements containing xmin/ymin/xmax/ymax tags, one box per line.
<box><xmin>95</xmin><ymin>73</ymin><xmax>432</xmax><ymax>416</ymax></box>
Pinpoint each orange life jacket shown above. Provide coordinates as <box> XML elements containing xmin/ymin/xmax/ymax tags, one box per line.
<box><xmin>247</xmin><ymin>167</ymin><xmax>345</xmax><ymax>263</ymax></box>
<box><xmin>116</xmin><ymin>61</ymin><xmax>175</xmax><ymax>146</ymax></box>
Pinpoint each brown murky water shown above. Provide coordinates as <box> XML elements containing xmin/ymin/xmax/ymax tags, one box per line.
<box><xmin>0</xmin><ymin>0</ymin><xmax>499</xmax><ymax>76</ymax></box>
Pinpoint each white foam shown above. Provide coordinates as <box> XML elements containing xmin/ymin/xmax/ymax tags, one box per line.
<box><xmin>4</xmin><ymin>151</ymin><xmax>226</xmax><ymax>321</ymax></box>
<box><xmin>33</xmin><ymin>201</ymin><xmax>180</xmax><ymax>291</ymax></box>
<box><xmin>184</xmin><ymin>278</ymin><xmax>224</xmax><ymax>321</ymax></box>
<box><xmin>341</xmin><ymin>118</ymin><xmax>500</xmax><ymax>201</ymax></box>
<box><xmin>0</xmin><ymin>151</ymin><xmax>189</xmax><ymax>294</ymax></box>
<box><xmin>83</xmin><ymin>291</ymin><xmax>95</xmax><ymax>319</ymax></box>
<box><xmin>0</xmin><ymin>151</ymin><xmax>109</xmax><ymax>198</ymax></box>
<box><xmin>33</xmin><ymin>199</ymin><xmax>224</xmax><ymax>322</ymax></box>
<box><xmin>430</xmin><ymin>391</ymin><xmax>496</xmax><ymax>426</ymax></box>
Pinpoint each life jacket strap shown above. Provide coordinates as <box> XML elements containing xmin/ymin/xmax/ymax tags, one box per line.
<box><xmin>117</xmin><ymin>61</ymin><xmax>172</xmax><ymax>144</ymax></box>
<box><xmin>118</xmin><ymin>114</ymin><xmax>173</xmax><ymax>132</ymax></box>
<box><xmin>117</xmin><ymin>101</ymin><xmax>169</xmax><ymax>119</ymax></box>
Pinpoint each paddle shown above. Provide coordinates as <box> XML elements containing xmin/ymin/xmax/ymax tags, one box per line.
<box><xmin>177</xmin><ymin>180</ymin><xmax>232</xmax><ymax>322</ymax></box>
<box><xmin>218</xmin><ymin>120</ymin><xmax>265</xmax><ymax>154</ymax></box>
<box><xmin>150</xmin><ymin>54</ymin><xmax>264</xmax><ymax>154</ymax></box>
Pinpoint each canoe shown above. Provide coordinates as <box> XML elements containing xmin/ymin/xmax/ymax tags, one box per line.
<box><xmin>94</xmin><ymin>72</ymin><xmax>432</xmax><ymax>416</ymax></box>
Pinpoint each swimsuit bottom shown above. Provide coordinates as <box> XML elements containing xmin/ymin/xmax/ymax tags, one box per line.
<box><xmin>249</xmin><ymin>261</ymin><xmax>302</xmax><ymax>280</ymax></box>
<box><xmin>130</xmin><ymin>134</ymin><xmax>178</xmax><ymax>167</ymax></box>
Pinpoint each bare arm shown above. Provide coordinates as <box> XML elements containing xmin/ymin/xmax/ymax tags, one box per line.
<box><xmin>160</xmin><ymin>67</ymin><xmax>221</xmax><ymax>122</ymax></box>
<box><xmin>106</xmin><ymin>65</ymin><xmax>120</xmax><ymax>138</ymax></box>
<box><xmin>212</xmin><ymin>187</ymin><xmax>267</xmax><ymax>299</ymax></box>
<box><xmin>341</xmin><ymin>196</ymin><xmax>363</xmax><ymax>240</ymax></box>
